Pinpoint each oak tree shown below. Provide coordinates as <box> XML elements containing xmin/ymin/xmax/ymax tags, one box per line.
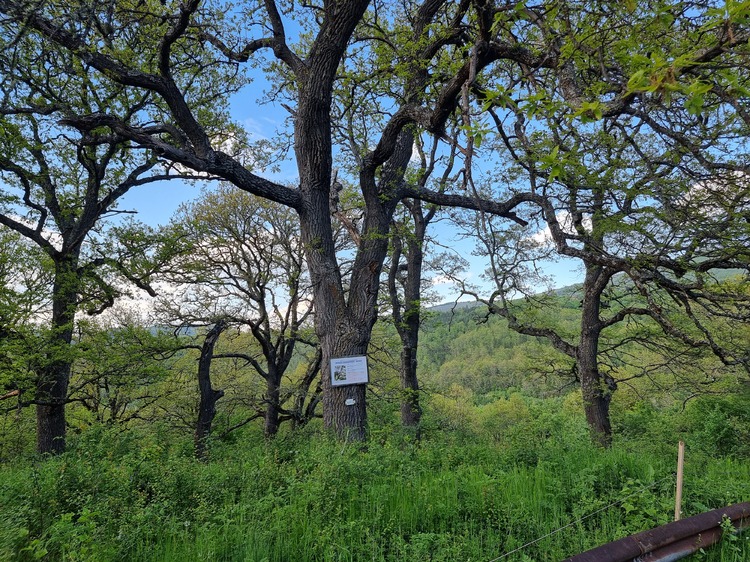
<box><xmin>461</xmin><ymin>0</ymin><xmax>750</xmax><ymax>445</ymax></box>
<box><xmin>0</xmin><ymin>0</ymin><xmax>547</xmax><ymax>441</ymax></box>
<box><xmin>158</xmin><ymin>185</ymin><xmax>320</xmax><ymax>442</ymax></box>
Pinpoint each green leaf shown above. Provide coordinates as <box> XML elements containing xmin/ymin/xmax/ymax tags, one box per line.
<box><xmin>685</xmin><ymin>93</ymin><xmax>704</xmax><ymax>115</ymax></box>
<box><xmin>627</xmin><ymin>70</ymin><xmax>648</xmax><ymax>92</ymax></box>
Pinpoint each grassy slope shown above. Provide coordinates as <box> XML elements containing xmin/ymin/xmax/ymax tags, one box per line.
<box><xmin>1</xmin><ymin>395</ymin><xmax>749</xmax><ymax>561</ymax></box>
<box><xmin>1</xmin><ymin>286</ymin><xmax>748</xmax><ymax>561</ymax></box>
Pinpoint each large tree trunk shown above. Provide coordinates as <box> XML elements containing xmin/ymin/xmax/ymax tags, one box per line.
<box><xmin>264</xmin><ymin>369</ymin><xmax>282</xmax><ymax>438</ymax></box>
<box><xmin>293</xmin><ymin>0</ymin><xmax>407</xmax><ymax>441</ymax></box>
<box><xmin>578</xmin><ymin>264</ymin><xmax>613</xmax><ymax>448</ymax></box>
<box><xmin>36</xmin><ymin>255</ymin><xmax>79</xmax><ymax>455</ymax></box>
<box><xmin>299</xmin><ymin>189</ymin><xmax>373</xmax><ymax>439</ymax></box>
<box><xmin>195</xmin><ymin>321</ymin><xmax>226</xmax><ymax>459</ymax></box>
<box><xmin>320</xmin><ymin>331</ymin><xmax>370</xmax><ymax>441</ymax></box>
<box><xmin>35</xmin><ymin>369</ymin><xmax>68</xmax><ymax>455</ymax></box>
<box><xmin>578</xmin><ymin>330</ymin><xmax>612</xmax><ymax>448</ymax></box>
<box><xmin>294</xmin><ymin>12</ymin><xmax>374</xmax><ymax>440</ymax></box>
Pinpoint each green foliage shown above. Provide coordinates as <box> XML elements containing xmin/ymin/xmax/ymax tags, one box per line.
<box><xmin>66</xmin><ymin>319</ymin><xmax>179</xmax><ymax>427</ymax></box>
<box><xmin>1</xmin><ymin>404</ymin><xmax>748</xmax><ymax>561</ymax></box>
<box><xmin>682</xmin><ymin>394</ymin><xmax>750</xmax><ymax>459</ymax></box>
<box><xmin>418</xmin><ymin>305</ymin><xmax>576</xmax><ymax>396</ymax></box>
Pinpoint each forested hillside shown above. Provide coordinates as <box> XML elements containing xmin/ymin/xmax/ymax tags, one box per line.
<box><xmin>417</xmin><ymin>296</ymin><xmax>749</xmax><ymax>449</ymax></box>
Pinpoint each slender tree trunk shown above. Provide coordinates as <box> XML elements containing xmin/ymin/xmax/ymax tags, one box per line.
<box><xmin>195</xmin><ymin>321</ymin><xmax>226</xmax><ymax>460</ymax></box>
<box><xmin>399</xmin><ymin>343</ymin><xmax>421</xmax><ymax>427</ymax></box>
<box><xmin>391</xmin><ymin>244</ymin><xmax>423</xmax><ymax>428</ymax></box>
<box><xmin>36</xmin><ymin>255</ymin><xmax>79</xmax><ymax>455</ymax></box>
<box><xmin>292</xmin><ymin>348</ymin><xmax>322</xmax><ymax>429</ymax></box>
<box><xmin>399</xmin><ymin>219</ymin><xmax>425</xmax><ymax>429</ymax></box>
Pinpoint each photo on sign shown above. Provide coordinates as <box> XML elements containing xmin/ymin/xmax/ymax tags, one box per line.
<box><xmin>330</xmin><ymin>356</ymin><xmax>369</xmax><ymax>387</ymax></box>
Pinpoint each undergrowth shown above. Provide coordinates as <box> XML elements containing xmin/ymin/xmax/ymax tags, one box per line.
<box><xmin>1</xmin><ymin>394</ymin><xmax>748</xmax><ymax>561</ymax></box>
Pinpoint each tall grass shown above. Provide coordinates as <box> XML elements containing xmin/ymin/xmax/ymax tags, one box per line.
<box><xmin>1</xmin><ymin>395</ymin><xmax>748</xmax><ymax>561</ymax></box>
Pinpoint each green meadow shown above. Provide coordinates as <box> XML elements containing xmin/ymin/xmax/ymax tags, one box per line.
<box><xmin>2</xmin><ymin>390</ymin><xmax>748</xmax><ymax>561</ymax></box>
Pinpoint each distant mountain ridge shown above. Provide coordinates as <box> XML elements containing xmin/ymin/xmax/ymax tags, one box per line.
<box><xmin>429</xmin><ymin>282</ymin><xmax>584</xmax><ymax>313</ymax></box>
<box><xmin>429</xmin><ymin>266</ymin><xmax>746</xmax><ymax>312</ymax></box>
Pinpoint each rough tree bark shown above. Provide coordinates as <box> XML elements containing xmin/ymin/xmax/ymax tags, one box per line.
<box><xmin>577</xmin><ymin>263</ymin><xmax>615</xmax><ymax>448</ymax></box>
<box><xmin>195</xmin><ymin>320</ymin><xmax>226</xmax><ymax>459</ymax></box>
<box><xmin>36</xmin><ymin>254</ymin><xmax>79</xmax><ymax>454</ymax></box>
<box><xmin>263</xmin><ymin>364</ymin><xmax>283</xmax><ymax>438</ymax></box>
<box><xmin>388</xmin><ymin>210</ymin><xmax>428</xmax><ymax>429</ymax></box>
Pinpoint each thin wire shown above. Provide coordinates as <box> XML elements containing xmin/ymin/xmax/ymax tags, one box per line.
<box><xmin>487</xmin><ymin>474</ymin><xmax>675</xmax><ymax>562</ymax></box>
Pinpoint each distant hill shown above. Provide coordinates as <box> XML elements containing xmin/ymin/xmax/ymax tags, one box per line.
<box><xmin>428</xmin><ymin>300</ymin><xmax>481</xmax><ymax>313</ymax></box>
<box><xmin>429</xmin><ymin>282</ymin><xmax>584</xmax><ymax>312</ymax></box>
<box><xmin>428</xmin><ymin>266</ymin><xmax>747</xmax><ymax>312</ymax></box>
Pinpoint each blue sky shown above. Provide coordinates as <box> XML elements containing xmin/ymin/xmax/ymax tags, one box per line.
<box><xmin>118</xmin><ymin>97</ymin><xmax>281</xmax><ymax>222</ymax></box>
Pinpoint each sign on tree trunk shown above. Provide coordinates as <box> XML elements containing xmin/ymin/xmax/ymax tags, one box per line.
<box><xmin>330</xmin><ymin>356</ymin><xmax>369</xmax><ymax>387</ymax></box>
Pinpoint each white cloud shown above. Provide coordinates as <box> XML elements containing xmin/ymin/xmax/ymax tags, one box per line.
<box><xmin>242</xmin><ymin>116</ymin><xmax>277</xmax><ymax>142</ymax></box>
<box><xmin>8</xmin><ymin>213</ymin><xmax>64</xmax><ymax>251</ymax></box>
<box><xmin>530</xmin><ymin>211</ymin><xmax>592</xmax><ymax>246</ymax></box>
<box><xmin>674</xmin><ymin>173</ymin><xmax>749</xmax><ymax>218</ymax></box>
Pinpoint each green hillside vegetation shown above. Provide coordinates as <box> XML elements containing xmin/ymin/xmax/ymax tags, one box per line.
<box><xmin>418</xmin><ymin>303</ymin><xmax>578</xmax><ymax>397</ymax></box>
<box><xmin>418</xmin><ymin>289</ymin><xmax>749</xmax><ymax>438</ymax></box>
<box><xmin>3</xmin><ymin>290</ymin><xmax>749</xmax><ymax>560</ymax></box>
<box><xmin>2</xmin><ymin>394</ymin><xmax>749</xmax><ymax>561</ymax></box>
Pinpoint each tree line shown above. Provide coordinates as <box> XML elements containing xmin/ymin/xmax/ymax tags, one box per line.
<box><xmin>0</xmin><ymin>0</ymin><xmax>748</xmax><ymax>455</ymax></box>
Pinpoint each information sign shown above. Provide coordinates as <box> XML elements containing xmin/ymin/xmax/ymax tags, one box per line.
<box><xmin>330</xmin><ymin>355</ymin><xmax>369</xmax><ymax>387</ymax></box>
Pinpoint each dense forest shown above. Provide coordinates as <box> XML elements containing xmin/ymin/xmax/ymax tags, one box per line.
<box><xmin>0</xmin><ymin>0</ymin><xmax>749</xmax><ymax>560</ymax></box>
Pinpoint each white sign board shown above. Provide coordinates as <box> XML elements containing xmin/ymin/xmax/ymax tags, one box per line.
<box><xmin>330</xmin><ymin>355</ymin><xmax>369</xmax><ymax>387</ymax></box>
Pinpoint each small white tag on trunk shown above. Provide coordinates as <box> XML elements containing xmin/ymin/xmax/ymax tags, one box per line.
<box><xmin>345</xmin><ymin>398</ymin><xmax>356</xmax><ymax>406</ymax></box>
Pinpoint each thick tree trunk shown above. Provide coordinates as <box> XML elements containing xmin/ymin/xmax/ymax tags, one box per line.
<box><xmin>292</xmin><ymin>0</ymin><xmax>400</xmax><ymax>441</ymax></box>
<box><xmin>320</xmin><ymin>336</ymin><xmax>370</xmax><ymax>441</ymax></box>
<box><xmin>296</xmin><ymin>94</ymin><xmax>379</xmax><ymax>440</ymax></box>
<box><xmin>36</xmin><ymin>255</ymin><xmax>79</xmax><ymax>455</ymax></box>
<box><xmin>578</xmin><ymin>332</ymin><xmax>612</xmax><ymax>448</ymax></box>
<box><xmin>296</xmin><ymin>58</ymin><xmax>369</xmax><ymax>440</ymax></box>
<box><xmin>300</xmin><ymin>209</ymin><xmax>372</xmax><ymax>440</ymax></box>
<box><xmin>35</xmin><ymin>371</ymin><xmax>68</xmax><ymax>455</ymax></box>
<box><xmin>195</xmin><ymin>321</ymin><xmax>226</xmax><ymax>459</ymax></box>
<box><xmin>264</xmin><ymin>372</ymin><xmax>281</xmax><ymax>438</ymax></box>
<box><xmin>578</xmin><ymin>264</ymin><xmax>613</xmax><ymax>448</ymax></box>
